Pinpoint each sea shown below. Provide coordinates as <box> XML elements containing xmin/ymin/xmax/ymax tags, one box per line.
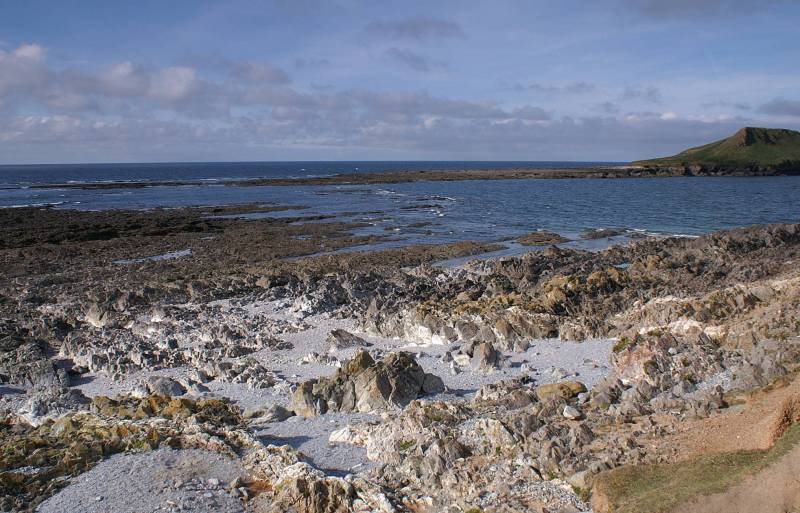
<box><xmin>2</xmin><ymin>161</ymin><xmax>799</xmax><ymax>254</ymax></box>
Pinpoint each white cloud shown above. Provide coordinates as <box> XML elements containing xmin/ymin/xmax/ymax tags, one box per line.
<box><xmin>0</xmin><ymin>104</ymin><xmax>767</xmax><ymax>163</ymax></box>
<box><xmin>1</xmin><ymin>41</ymin><xmax>797</xmax><ymax>163</ymax></box>
<box><xmin>13</xmin><ymin>43</ymin><xmax>46</xmax><ymax>61</ymax></box>
<box><xmin>0</xmin><ymin>43</ymin><xmax>50</xmax><ymax>96</ymax></box>
<box><xmin>99</xmin><ymin>61</ymin><xmax>149</xmax><ymax>96</ymax></box>
<box><xmin>147</xmin><ymin>67</ymin><xmax>199</xmax><ymax>101</ymax></box>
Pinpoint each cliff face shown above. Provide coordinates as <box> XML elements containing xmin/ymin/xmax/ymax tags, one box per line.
<box><xmin>635</xmin><ymin>127</ymin><xmax>800</xmax><ymax>172</ymax></box>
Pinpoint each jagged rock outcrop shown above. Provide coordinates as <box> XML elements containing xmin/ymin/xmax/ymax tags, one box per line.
<box><xmin>245</xmin><ymin>445</ymin><xmax>395</xmax><ymax>513</ymax></box>
<box><xmin>0</xmin><ymin>342</ymin><xmax>69</xmax><ymax>390</ymax></box>
<box><xmin>330</xmin><ymin>223</ymin><xmax>800</xmax><ymax>351</ymax></box>
<box><xmin>144</xmin><ymin>376</ymin><xmax>187</xmax><ymax>396</ymax></box>
<box><xmin>291</xmin><ymin>351</ymin><xmax>445</xmax><ymax>416</ymax></box>
<box><xmin>4</xmin><ymin>204</ymin><xmax>800</xmax><ymax>513</ymax></box>
<box><xmin>1</xmin><ymin>394</ymin><xmax>254</xmax><ymax>513</ymax></box>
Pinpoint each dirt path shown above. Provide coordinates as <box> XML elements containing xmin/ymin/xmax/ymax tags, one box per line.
<box><xmin>671</xmin><ymin>444</ymin><xmax>800</xmax><ymax>513</ymax></box>
<box><xmin>591</xmin><ymin>374</ymin><xmax>800</xmax><ymax>513</ymax></box>
<box><xmin>659</xmin><ymin>375</ymin><xmax>800</xmax><ymax>459</ymax></box>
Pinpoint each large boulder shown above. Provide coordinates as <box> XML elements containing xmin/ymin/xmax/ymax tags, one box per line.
<box><xmin>246</xmin><ymin>445</ymin><xmax>395</xmax><ymax>513</ymax></box>
<box><xmin>17</xmin><ymin>388</ymin><xmax>91</xmax><ymax>427</ymax></box>
<box><xmin>535</xmin><ymin>381</ymin><xmax>587</xmax><ymax>402</ymax></box>
<box><xmin>145</xmin><ymin>376</ymin><xmax>187</xmax><ymax>397</ymax></box>
<box><xmin>0</xmin><ymin>342</ymin><xmax>69</xmax><ymax>390</ymax></box>
<box><xmin>251</xmin><ymin>463</ymin><xmax>356</xmax><ymax>513</ymax></box>
<box><xmin>243</xmin><ymin>445</ymin><xmax>305</xmax><ymax>482</ymax></box>
<box><xmin>327</xmin><ymin>329</ymin><xmax>372</xmax><ymax>352</ymax></box>
<box><xmin>470</xmin><ymin>341</ymin><xmax>504</xmax><ymax>372</ymax></box>
<box><xmin>731</xmin><ymin>338</ymin><xmax>796</xmax><ymax>391</ymax></box>
<box><xmin>291</xmin><ymin>351</ymin><xmax>445</xmax><ymax>417</ymax></box>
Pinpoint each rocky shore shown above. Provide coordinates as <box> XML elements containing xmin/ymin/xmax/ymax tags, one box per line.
<box><xmin>2</xmin><ymin>204</ymin><xmax>800</xmax><ymax>513</ymax></box>
<box><xmin>27</xmin><ymin>162</ymin><xmax>800</xmax><ymax>191</ymax></box>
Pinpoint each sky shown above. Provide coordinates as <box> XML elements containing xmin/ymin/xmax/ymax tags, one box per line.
<box><xmin>1</xmin><ymin>0</ymin><xmax>799</xmax><ymax>164</ymax></box>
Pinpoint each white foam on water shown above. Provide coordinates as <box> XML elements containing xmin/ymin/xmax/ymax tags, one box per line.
<box><xmin>114</xmin><ymin>248</ymin><xmax>192</xmax><ymax>265</ymax></box>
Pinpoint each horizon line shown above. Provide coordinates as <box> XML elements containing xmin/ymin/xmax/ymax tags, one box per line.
<box><xmin>0</xmin><ymin>159</ymin><xmax>630</xmax><ymax>168</ymax></box>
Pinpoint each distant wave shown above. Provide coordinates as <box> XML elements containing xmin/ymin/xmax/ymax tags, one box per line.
<box><xmin>1</xmin><ymin>201</ymin><xmax>65</xmax><ymax>209</ymax></box>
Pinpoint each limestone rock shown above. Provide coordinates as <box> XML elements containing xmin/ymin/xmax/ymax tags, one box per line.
<box><xmin>563</xmin><ymin>405</ymin><xmax>582</xmax><ymax>420</ymax></box>
<box><xmin>245</xmin><ymin>445</ymin><xmax>395</xmax><ymax>513</ymax></box>
<box><xmin>250</xmin><ymin>462</ymin><xmax>356</xmax><ymax>513</ymax></box>
<box><xmin>17</xmin><ymin>388</ymin><xmax>91</xmax><ymax>427</ymax></box>
<box><xmin>535</xmin><ymin>381</ymin><xmax>587</xmax><ymax>402</ymax></box>
<box><xmin>291</xmin><ymin>351</ymin><xmax>445</xmax><ymax>417</ymax></box>
<box><xmin>244</xmin><ymin>405</ymin><xmax>295</xmax><ymax>424</ymax></box>
<box><xmin>473</xmin><ymin>378</ymin><xmax>537</xmax><ymax>409</ymax></box>
<box><xmin>327</xmin><ymin>329</ymin><xmax>373</xmax><ymax>352</ymax></box>
<box><xmin>470</xmin><ymin>341</ymin><xmax>504</xmax><ymax>372</ymax></box>
<box><xmin>517</xmin><ymin>231</ymin><xmax>569</xmax><ymax>246</ymax></box>
<box><xmin>145</xmin><ymin>376</ymin><xmax>187</xmax><ymax>397</ymax></box>
<box><xmin>0</xmin><ymin>342</ymin><xmax>69</xmax><ymax>389</ymax></box>
<box><xmin>243</xmin><ymin>445</ymin><xmax>305</xmax><ymax>482</ymax></box>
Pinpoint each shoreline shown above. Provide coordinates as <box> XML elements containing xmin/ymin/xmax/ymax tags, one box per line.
<box><xmin>17</xmin><ymin>164</ymin><xmax>799</xmax><ymax>190</ymax></box>
<box><xmin>3</xmin><ymin>202</ymin><xmax>800</xmax><ymax>512</ymax></box>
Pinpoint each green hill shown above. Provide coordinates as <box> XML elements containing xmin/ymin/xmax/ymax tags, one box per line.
<box><xmin>635</xmin><ymin>127</ymin><xmax>800</xmax><ymax>171</ymax></box>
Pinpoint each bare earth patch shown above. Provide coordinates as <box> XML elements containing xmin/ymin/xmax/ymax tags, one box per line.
<box><xmin>591</xmin><ymin>373</ymin><xmax>800</xmax><ymax>513</ymax></box>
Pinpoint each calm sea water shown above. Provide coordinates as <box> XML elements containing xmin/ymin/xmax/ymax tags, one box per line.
<box><xmin>2</xmin><ymin>162</ymin><xmax>799</xmax><ymax>252</ymax></box>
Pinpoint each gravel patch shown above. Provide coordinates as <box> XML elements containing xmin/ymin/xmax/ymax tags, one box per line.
<box><xmin>62</xmin><ymin>300</ymin><xmax>613</xmax><ymax>480</ymax></box>
<box><xmin>695</xmin><ymin>368</ymin><xmax>734</xmax><ymax>393</ymax></box>
<box><xmin>255</xmin><ymin>412</ymin><xmax>378</xmax><ymax>475</ymax></box>
<box><xmin>71</xmin><ymin>301</ymin><xmax>612</xmax><ymax>406</ymax></box>
<box><xmin>36</xmin><ymin>448</ymin><xmax>246</xmax><ymax>513</ymax></box>
<box><xmin>403</xmin><ymin>337</ymin><xmax>612</xmax><ymax>397</ymax></box>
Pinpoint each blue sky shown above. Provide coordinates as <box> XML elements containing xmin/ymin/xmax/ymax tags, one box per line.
<box><xmin>1</xmin><ymin>0</ymin><xmax>799</xmax><ymax>163</ymax></box>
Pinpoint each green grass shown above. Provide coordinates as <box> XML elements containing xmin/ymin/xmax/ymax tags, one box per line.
<box><xmin>635</xmin><ymin>127</ymin><xmax>800</xmax><ymax>168</ymax></box>
<box><xmin>398</xmin><ymin>440</ymin><xmax>416</xmax><ymax>452</ymax></box>
<box><xmin>592</xmin><ymin>423</ymin><xmax>800</xmax><ymax>513</ymax></box>
<box><xmin>612</xmin><ymin>336</ymin><xmax>633</xmax><ymax>353</ymax></box>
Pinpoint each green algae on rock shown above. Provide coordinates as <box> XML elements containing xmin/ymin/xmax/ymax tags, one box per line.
<box><xmin>0</xmin><ymin>395</ymin><xmax>248</xmax><ymax>513</ymax></box>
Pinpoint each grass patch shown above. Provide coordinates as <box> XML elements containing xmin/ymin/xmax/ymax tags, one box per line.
<box><xmin>634</xmin><ymin>127</ymin><xmax>800</xmax><ymax>168</ymax></box>
<box><xmin>592</xmin><ymin>423</ymin><xmax>800</xmax><ymax>513</ymax></box>
<box><xmin>612</xmin><ymin>336</ymin><xmax>633</xmax><ymax>353</ymax></box>
<box><xmin>572</xmin><ymin>485</ymin><xmax>591</xmax><ymax>503</ymax></box>
<box><xmin>398</xmin><ymin>440</ymin><xmax>416</xmax><ymax>452</ymax></box>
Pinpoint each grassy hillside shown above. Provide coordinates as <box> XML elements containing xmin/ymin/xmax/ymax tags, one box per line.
<box><xmin>635</xmin><ymin>127</ymin><xmax>800</xmax><ymax>169</ymax></box>
<box><xmin>591</xmin><ymin>423</ymin><xmax>800</xmax><ymax>513</ymax></box>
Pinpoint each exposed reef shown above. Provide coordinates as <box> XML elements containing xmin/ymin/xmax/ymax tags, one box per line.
<box><xmin>1</xmin><ymin>204</ymin><xmax>800</xmax><ymax>512</ymax></box>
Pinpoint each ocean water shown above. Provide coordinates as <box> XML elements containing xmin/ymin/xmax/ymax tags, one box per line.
<box><xmin>2</xmin><ymin>162</ymin><xmax>799</xmax><ymax>252</ymax></box>
<box><xmin>0</xmin><ymin>161</ymin><xmax>610</xmax><ymax>188</ymax></box>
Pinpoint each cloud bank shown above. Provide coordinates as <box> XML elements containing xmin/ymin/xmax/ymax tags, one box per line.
<box><xmin>0</xmin><ymin>31</ymin><xmax>795</xmax><ymax>164</ymax></box>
